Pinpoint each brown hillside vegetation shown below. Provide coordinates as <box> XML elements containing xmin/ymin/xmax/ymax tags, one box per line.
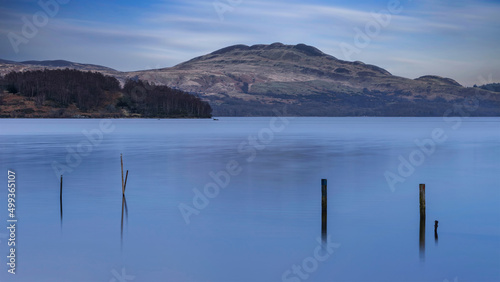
<box><xmin>0</xmin><ymin>69</ymin><xmax>212</xmax><ymax>118</ymax></box>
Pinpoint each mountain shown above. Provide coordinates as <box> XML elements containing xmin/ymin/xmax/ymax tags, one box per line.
<box><xmin>2</xmin><ymin>43</ymin><xmax>499</xmax><ymax>116</ymax></box>
<box><xmin>127</xmin><ymin>43</ymin><xmax>500</xmax><ymax>116</ymax></box>
<box><xmin>0</xmin><ymin>59</ymin><xmax>15</xmax><ymax>64</ymax></box>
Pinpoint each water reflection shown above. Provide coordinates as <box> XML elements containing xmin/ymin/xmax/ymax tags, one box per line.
<box><xmin>121</xmin><ymin>195</ymin><xmax>128</xmax><ymax>249</ymax></box>
<box><xmin>60</xmin><ymin>197</ymin><xmax>63</xmax><ymax>225</ymax></box>
<box><xmin>419</xmin><ymin>217</ymin><xmax>425</xmax><ymax>261</ymax></box>
<box><xmin>434</xmin><ymin>220</ymin><xmax>439</xmax><ymax>245</ymax></box>
<box><xmin>2</xmin><ymin>118</ymin><xmax>498</xmax><ymax>281</ymax></box>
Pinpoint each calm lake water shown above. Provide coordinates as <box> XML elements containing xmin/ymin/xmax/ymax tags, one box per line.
<box><xmin>0</xmin><ymin>117</ymin><xmax>499</xmax><ymax>282</ymax></box>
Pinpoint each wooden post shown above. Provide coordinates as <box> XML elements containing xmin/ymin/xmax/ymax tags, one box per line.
<box><xmin>60</xmin><ymin>175</ymin><xmax>63</xmax><ymax>222</ymax></box>
<box><xmin>321</xmin><ymin>179</ymin><xmax>327</xmax><ymax>238</ymax></box>
<box><xmin>419</xmin><ymin>184</ymin><xmax>426</xmax><ymax>260</ymax></box>
<box><xmin>123</xmin><ymin>170</ymin><xmax>129</xmax><ymax>194</ymax></box>
<box><xmin>121</xmin><ymin>154</ymin><xmax>124</xmax><ymax>195</ymax></box>
<box><xmin>419</xmin><ymin>184</ymin><xmax>426</xmax><ymax>219</ymax></box>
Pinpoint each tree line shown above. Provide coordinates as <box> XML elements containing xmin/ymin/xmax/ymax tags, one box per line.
<box><xmin>121</xmin><ymin>79</ymin><xmax>212</xmax><ymax>118</ymax></box>
<box><xmin>478</xmin><ymin>83</ymin><xmax>500</xmax><ymax>93</ymax></box>
<box><xmin>0</xmin><ymin>69</ymin><xmax>212</xmax><ymax>118</ymax></box>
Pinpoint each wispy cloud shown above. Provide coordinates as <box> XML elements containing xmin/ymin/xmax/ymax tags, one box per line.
<box><xmin>0</xmin><ymin>0</ymin><xmax>498</xmax><ymax>85</ymax></box>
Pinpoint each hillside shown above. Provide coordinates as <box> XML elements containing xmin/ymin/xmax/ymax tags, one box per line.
<box><xmin>127</xmin><ymin>43</ymin><xmax>500</xmax><ymax>116</ymax></box>
<box><xmin>0</xmin><ymin>59</ymin><xmax>126</xmax><ymax>82</ymax></box>
<box><xmin>1</xmin><ymin>43</ymin><xmax>499</xmax><ymax>116</ymax></box>
<box><xmin>0</xmin><ymin>69</ymin><xmax>212</xmax><ymax>118</ymax></box>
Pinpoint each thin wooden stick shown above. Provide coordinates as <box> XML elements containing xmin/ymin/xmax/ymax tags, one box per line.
<box><xmin>321</xmin><ymin>179</ymin><xmax>327</xmax><ymax>240</ymax></box>
<box><xmin>60</xmin><ymin>175</ymin><xmax>63</xmax><ymax>222</ymax></box>
<box><xmin>121</xmin><ymin>154</ymin><xmax>124</xmax><ymax>195</ymax></box>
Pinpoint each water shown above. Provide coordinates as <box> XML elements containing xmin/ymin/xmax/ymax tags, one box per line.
<box><xmin>0</xmin><ymin>117</ymin><xmax>499</xmax><ymax>282</ymax></box>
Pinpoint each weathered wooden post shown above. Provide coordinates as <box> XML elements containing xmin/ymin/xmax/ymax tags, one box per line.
<box><xmin>60</xmin><ymin>175</ymin><xmax>63</xmax><ymax>222</ymax></box>
<box><xmin>419</xmin><ymin>184</ymin><xmax>426</xmax><ymax>260</ymax></box>
<box><xmin>419</xmin><ymin>184</ymin><xmax>426</xmax><ymax>219</ymax></box>
<box><xmin>321</xmin><ymin>179</ymin><xmax>327</xmax><ymax>239</ymax></box>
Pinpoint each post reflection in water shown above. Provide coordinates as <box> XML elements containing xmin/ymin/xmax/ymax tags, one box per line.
<box><xmin>434</xmin><ymin>220</ymin><xmax>439</xmax><ymax>245</ymax></box>
<box><xmin>419</xmin><ymin>217</ymin><xmax>425</xmax><ymax>261</ymax></box>
<box><xmin>121</xmin><ymin>195</ymin><xmax>128</xmax><ymax>249</ymax></box>
<box><xmin>60</xmin><ymin>199</ymin><xmax>63</xmax><ymax>226</ymax></box>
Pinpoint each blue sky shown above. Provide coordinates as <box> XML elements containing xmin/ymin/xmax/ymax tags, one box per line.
<box><xmin>1</xmin><ymin>0</ymin><xmax>499</xmax><ymax>86</ymax></box>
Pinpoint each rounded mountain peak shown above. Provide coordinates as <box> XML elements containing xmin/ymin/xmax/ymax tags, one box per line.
<box><xmin>415</xmin><ymin>75</ymin><xmax>462</xmax><ymax>87</ymax></box>
<box><xmin>210</xmin><ymin>43</ymin><xmax>327</xmax><ymax>57</ymax></box>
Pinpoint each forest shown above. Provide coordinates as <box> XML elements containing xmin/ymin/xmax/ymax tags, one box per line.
<box><xmin>0</xmin><ymin>69</ymin><xmax>212</xmax><ymax>118</ymax></box>
<box><xmin>478</xmin><ymin>83</ymin><xmax>500</xmax><ymax>93</ymax></box>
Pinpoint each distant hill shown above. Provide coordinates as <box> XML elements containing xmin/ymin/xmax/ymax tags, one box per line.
<box><xmin>0</xmin><ymin>59</ymin><xmax>125</xmax><ymax>82</ymax></box>
<box><xmin>414</xmin><ymin>75</ymin><xmax>462</xmax><ymax>87</ymax></box>
<box><xmin>2</xmin><ymin>43</ymin><xmax>499</xmax><ymax>116</ymax></box>
<box><xmin>479</xmin><ymin>83</ymin><xmax>500</xmax><ymax>93</ymax></box>
<box><xmin>20</xmin><ymin>59</ymin><xmax>117</xmax><ymax>70</ymax></box>
<box><xmin>125</xmin><ymin>43</ymin><xmax>500</xmax><ymax>116</ymax></box>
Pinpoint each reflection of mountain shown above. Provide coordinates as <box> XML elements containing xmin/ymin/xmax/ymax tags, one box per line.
<box><xmin>2</xmin><ymin>43</ymin><xmax>499</xmax><ymax>116</ymax></box>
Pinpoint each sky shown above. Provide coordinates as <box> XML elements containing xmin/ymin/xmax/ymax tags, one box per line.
<box><xmin>1</xmin><ymin>0</ymin><xmax>499</xmax><ymax>86</ymax></box>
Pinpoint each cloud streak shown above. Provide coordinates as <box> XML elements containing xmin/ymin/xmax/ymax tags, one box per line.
<box><xmin>0</xmin><ymin>0</ymin><xmax>498</xmax><ymax>85</ymax></box>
